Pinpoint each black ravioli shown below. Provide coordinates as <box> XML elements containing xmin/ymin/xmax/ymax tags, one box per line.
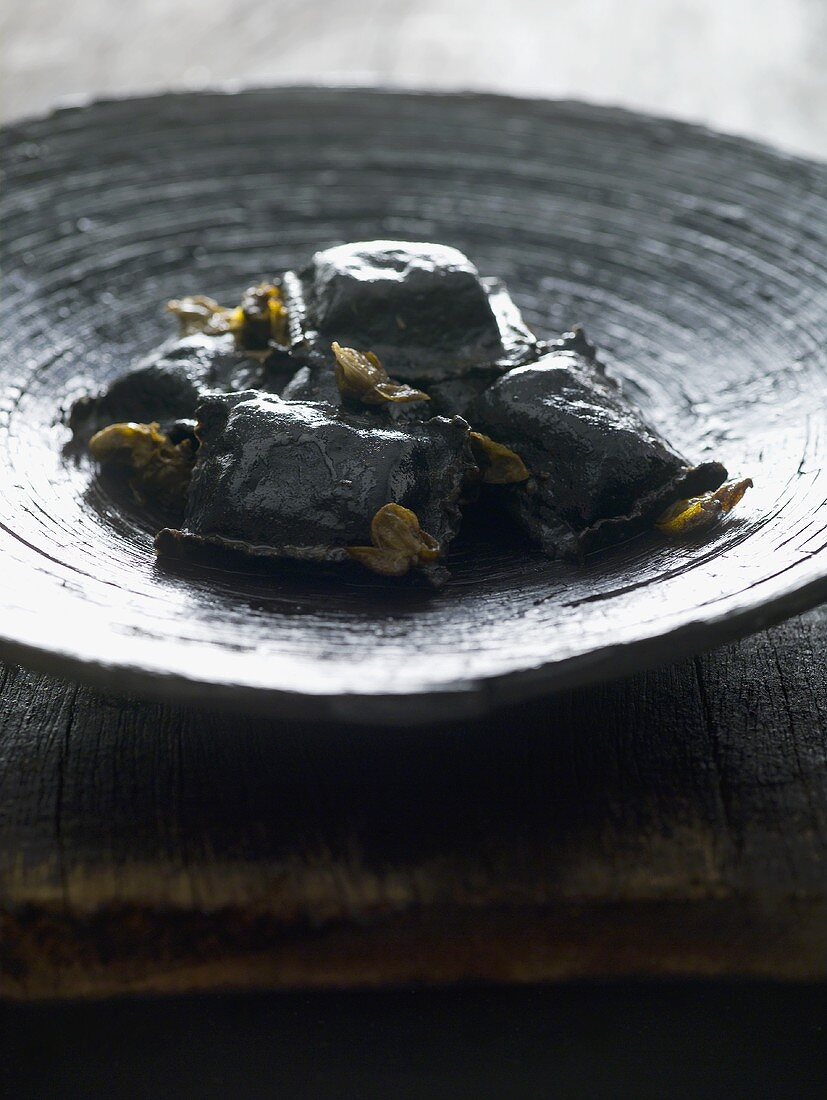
<box><xmin>280</xmin><ymin>240</ymin><xmax>540</xmax><ymax>391</ymax></box>
<box><xmin>155</xmin><ymin>391</ymin><xmax>472</xmax><ymax>581</ymax></box>
<box><xmin>280</xmin><ymin>361</ymin><xmax>340</xmax><ymax>405</ymax></box>
<box><xmin>69</xmin><ymin>333</ymin><xmax>289</xmax><ymax>440</ymax></box>
<box><xmin>468</xmin><ymin>333</ymin><xmax>727</xmax><ymax>557</ymax></box>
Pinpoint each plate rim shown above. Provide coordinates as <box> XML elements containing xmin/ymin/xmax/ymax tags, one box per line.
<box><xmin>1</xmin><ymin>569</ymin><xmax>825</xmax><ymax>725</ymax></box>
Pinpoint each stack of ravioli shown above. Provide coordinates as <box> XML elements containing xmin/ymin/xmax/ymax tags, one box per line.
<box><xmin>74</xmin><ymin>242</ymin><xmax>747</xmax><ymax>585</ymax></box>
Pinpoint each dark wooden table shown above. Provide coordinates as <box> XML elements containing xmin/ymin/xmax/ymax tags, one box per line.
<box><xmin>2</xmin><ymin>607</ymin><xmax>827</xmax><ymax>1093</ymax></box>
<box><xmin>2</xmin><ymin>604</ymin><xmax>826</xmax><ymax>999</ymax></box>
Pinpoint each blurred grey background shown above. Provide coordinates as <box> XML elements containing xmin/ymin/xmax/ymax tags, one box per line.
<box><xmin>1</xmin><ymin>0</ymin><xmax>826</xmax><ymax>158</ymax></box>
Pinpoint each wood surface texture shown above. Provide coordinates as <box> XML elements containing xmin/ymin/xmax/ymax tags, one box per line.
<box><xmin>2</xmin><ymin>604</ymin><xmax>825</xmax><ymax>1000</ymax></box>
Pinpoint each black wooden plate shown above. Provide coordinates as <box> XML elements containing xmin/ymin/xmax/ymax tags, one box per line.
<box><xmin>1</xmin><ymin>89</ymin><xmax>825</xmax><ymax>723</ymax></box>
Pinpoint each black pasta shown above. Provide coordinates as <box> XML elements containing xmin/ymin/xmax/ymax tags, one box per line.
<box><xmin>69</xmin><ymin>279</ymin><xmax>298</xmax><ymax>442</ymax></box>
<box><xmin>280</xmin><ymin>240</ymin><xmax>541</xmax><ymax>414</ymax></box>
<box><xmin>71</xmin><ymin>241</ymin><xmax>537</xmax><ymax>436</ymax></box>
<box><xmin>78</xmin><ymin>241</ymin><xmax>751</xmax><ymax>582</ymax></box>
<box><xmin>154</xmin><ymin>391</ymin><xmax>476</xmax><ymax>585</ymax></box>
<box><xmin>467</xmin><ymin>329</ymin><xmax>734</xmax><ymax>557</ymax></box>
<box><xmin>69</xmin><ymin>332</ymin><xmax>290</xmax><ymax>441</ymax></box>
